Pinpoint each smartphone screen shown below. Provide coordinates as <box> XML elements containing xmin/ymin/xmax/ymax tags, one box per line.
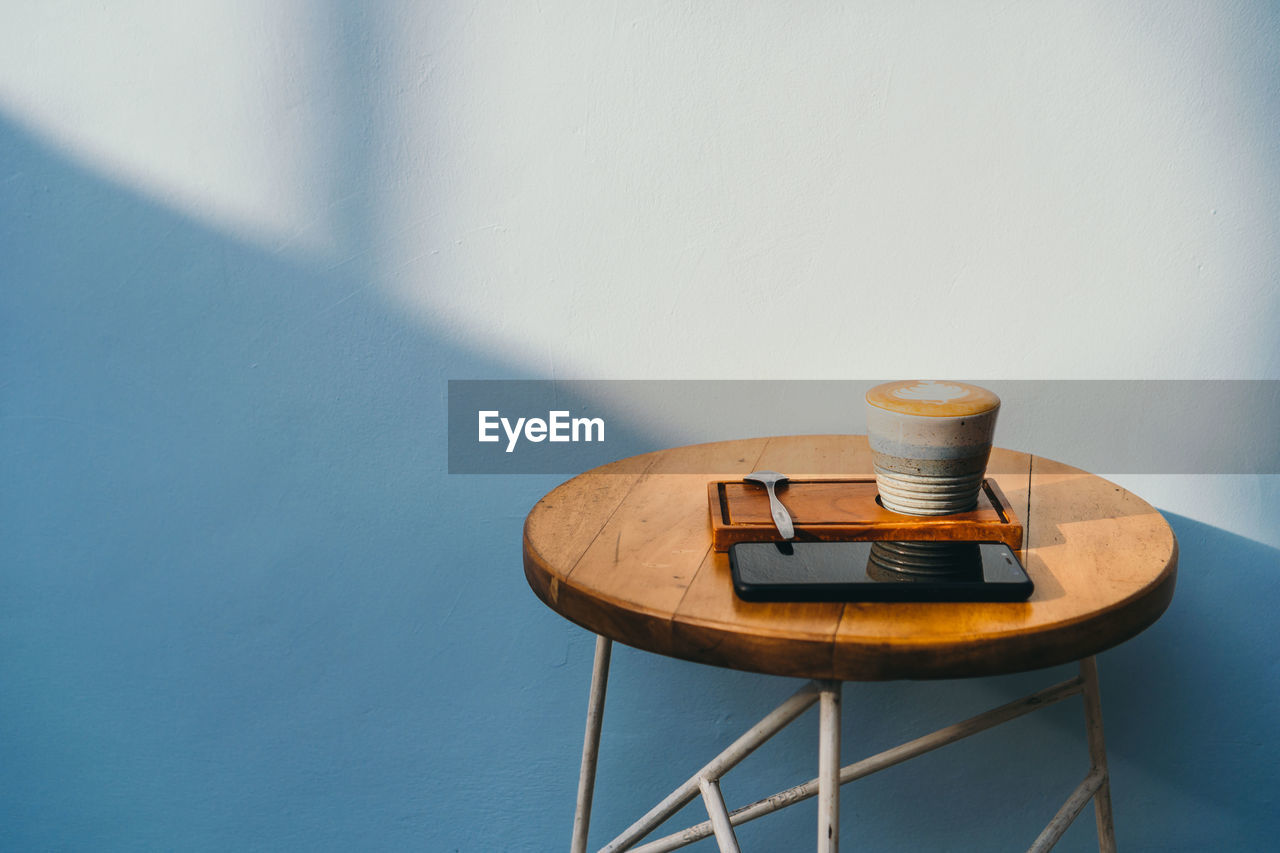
<box><xmin>728</xmin><ymin>540</ymin><xmax>1033</xmax><ymax>602</ymax></box>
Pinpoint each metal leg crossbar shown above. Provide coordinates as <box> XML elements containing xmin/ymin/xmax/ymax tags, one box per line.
<box><xmin>571</xmin><ymin>634</ymin><xmax>1117</xmax><ymax>852</ymax></box>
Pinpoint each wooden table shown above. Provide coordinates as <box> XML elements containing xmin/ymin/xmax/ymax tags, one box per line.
<box><xmin>524</xmin><ymin>436</ymin><xmax>1178</xmax><ymax>853</ymax></box>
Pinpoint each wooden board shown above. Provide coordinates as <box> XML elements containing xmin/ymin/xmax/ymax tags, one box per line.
<box><xmin>707</xmin><ymin>478</ymin><xmax>1022</xmax><ymax>552</ymax></box>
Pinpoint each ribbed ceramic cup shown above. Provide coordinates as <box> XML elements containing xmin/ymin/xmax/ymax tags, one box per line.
<box><xmin>865</xmin><ymin>380</ymin><xmax>1000</xmax><ymax>516</ymax></box>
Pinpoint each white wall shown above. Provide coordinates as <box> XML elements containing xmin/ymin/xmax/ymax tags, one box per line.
<box><xmin>5</xmin><ymin>3</ymin><xmax>1276</xmax><ymax>381</ymax></box>
<box><xmin>379</xmin><ymin>1</ymin><xmax>1279</xmax><ymax>381</ymax></box>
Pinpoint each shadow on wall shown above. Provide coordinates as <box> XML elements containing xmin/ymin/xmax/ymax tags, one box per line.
<box><xmin>0</xmin><ymin>111</ymin><xmax>663</xmax><ymax>850</ymax></box>
<box><xmin>1098</xmin><ymin>511</ymin><xmax>1280</xmax><ymax>847</ymax></box>
<box><xmin>3</xmin><ymin>114</ymin><xmax>1280</xmax><ymax>852</ymax></box>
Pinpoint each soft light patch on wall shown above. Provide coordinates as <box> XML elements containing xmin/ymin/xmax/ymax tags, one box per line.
<box><xmin>0</xmin><ymin>2</ymin><xmax>336</xmax><ymax>255</ymax></box>
<box><xmin>382</xmin><ymin>2</ymin><xmax>1279</xmax><ymax>380</ymax></box>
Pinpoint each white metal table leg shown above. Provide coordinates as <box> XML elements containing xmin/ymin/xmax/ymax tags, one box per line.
<box><xmin>818</xmin><ymin>680</ymin><xmax>842</xmax><ymax>853</ymax></box>
<box><xmin>1080</xmin><ymin>656</ymin><xmax>1116</xmax><ymax>853</ymax></box>
<box><xmin>698</xmin><ymin>776</ymin><xmax>742</xmax><ymax>853</ymax></box>
<box><xmin>597</xmin><ymin>665</ymin><xmax>1122</xmax><ymax>853</ymax></box>
<box><xmin>572</xmin><ymin>635</ymin><xmax>613</xmax><ymax>853</ymax></box>
<box><xmin>604</xmin><ymin>680</ymin><xmax>824</xmax><ymax>852</ymax></box>
<box><xmin>636</xmin><ymin>676</ymin><xmax>1085</xmax><ymax>852</ymax></box>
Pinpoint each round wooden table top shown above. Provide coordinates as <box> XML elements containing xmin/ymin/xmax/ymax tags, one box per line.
<box><xmin>523</xmin><ymin>436</ymin><xmax>1177</xmax><ymax>681</ymax></box>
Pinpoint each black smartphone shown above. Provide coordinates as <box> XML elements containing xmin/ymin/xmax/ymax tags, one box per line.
<box><xmin>728</xmin><ymin>540</ymin><xmax>1033</xmax><ymax>602</ymax></box>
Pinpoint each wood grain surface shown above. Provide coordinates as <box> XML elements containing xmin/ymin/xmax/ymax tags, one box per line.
<box><xmin>523</xmin><ymin>436</ymin><xmax>1177</xmax><ymax>681</ymax></box>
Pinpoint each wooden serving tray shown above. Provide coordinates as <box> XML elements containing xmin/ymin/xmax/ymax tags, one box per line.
<box><xmin>707</xmin><ymin>478</ymin><xmax>1022</xmax><ymax>552</ymax></box>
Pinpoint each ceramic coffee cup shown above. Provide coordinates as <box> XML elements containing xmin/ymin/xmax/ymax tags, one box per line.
<box><xmin>865</xmin><ymin>380</ymin><xmax>1000</xmax><ymax>516</ymax></box>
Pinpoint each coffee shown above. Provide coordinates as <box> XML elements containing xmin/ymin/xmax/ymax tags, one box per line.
<box><xmin>865</xmin><ymin>381</ymin><xmax>1000</xmax><ymax>516</ymax></box>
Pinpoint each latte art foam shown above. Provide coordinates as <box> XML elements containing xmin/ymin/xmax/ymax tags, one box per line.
<box><xmin>866</xmin><ymin>380</ymin><xmax>1000</xmax><ymax>418</ymax></box>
